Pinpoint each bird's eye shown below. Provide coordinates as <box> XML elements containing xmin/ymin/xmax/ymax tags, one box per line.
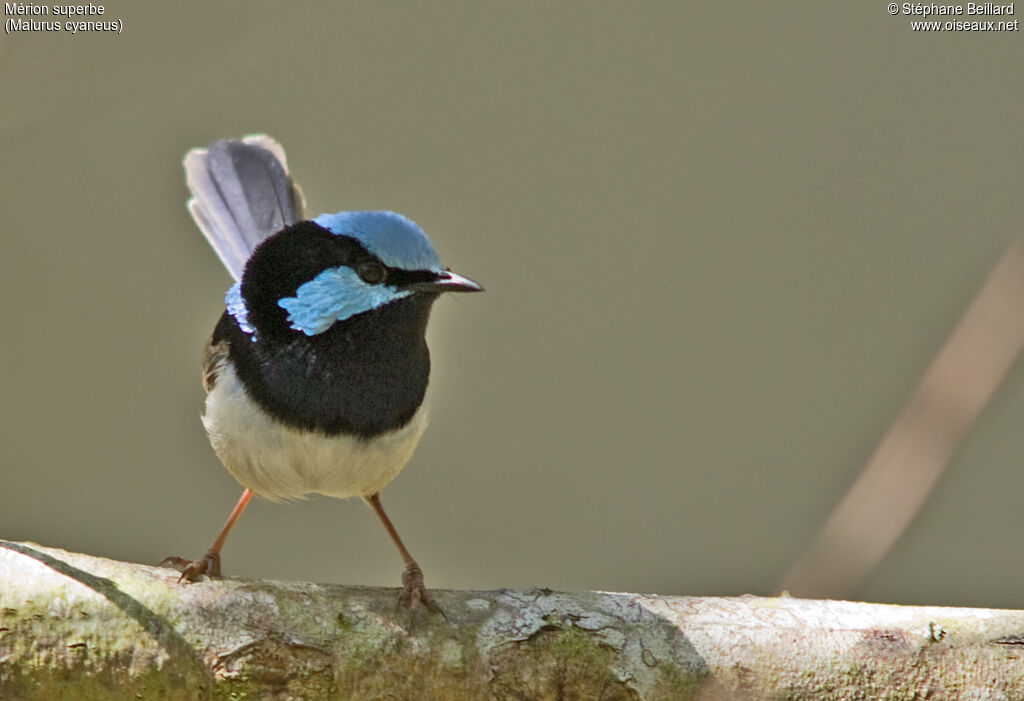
<box><xmin>356</xmin><ymin>261</ymin><xmax>388</xmax><ymax>285</ymax></box>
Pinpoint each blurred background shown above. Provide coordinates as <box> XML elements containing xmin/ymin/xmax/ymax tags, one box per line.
<box><xmin>2</xmin><ymin>2</ymin><xmax>1022</xmax><ymax>609</ymax></box>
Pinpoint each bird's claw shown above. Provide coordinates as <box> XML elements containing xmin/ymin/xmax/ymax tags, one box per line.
<box><xmin>399</xmin><ymin>562</ymin><xmax>446</xmax><ymax>619</ymax></box>
<box><xmin>159</xmin><ymin>550</ymin><xmax>221</xmax><ymax>582</ymax></box>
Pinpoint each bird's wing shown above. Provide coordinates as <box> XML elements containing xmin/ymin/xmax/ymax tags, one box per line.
<box><xmin>201</xmin><ymin>335</ymin><xmax>229</xmax><ymax>394</ymax></box>
<box><xmin>184</xmin><ymin>135</ymin><xmax>306</xmax><ymax>281</ymax></box>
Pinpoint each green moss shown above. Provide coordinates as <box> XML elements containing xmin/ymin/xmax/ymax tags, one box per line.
<box><xmin>650</xmin><ymin>658</ymin><xmax>703</xmax><ymax>700</ymax></box>
<box><xmin>488</xmin><ymin>621</ymin><xmax>635</xmax><ymax>701</ymax></box>
<box><xmin>2</xmin><ymin>661</ymin><xmax>208</xmax><ymax>701</ymax></box>
<box><xmin>0</xmin><ymin>601</ymin><xmax>206</xmax><ymax>701</ymax></box>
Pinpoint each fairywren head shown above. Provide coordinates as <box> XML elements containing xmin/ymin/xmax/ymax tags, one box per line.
<box><xmin>232</xmin><ymin>211</ymin><xmax>482</xmax><ymax>340</ymax></box>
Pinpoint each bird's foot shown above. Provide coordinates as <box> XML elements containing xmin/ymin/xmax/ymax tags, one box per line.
<box><xmin>399</xmin><ymin>561</ymin><xmax>446</xmax><ymax>618</ymax></box>
<box><xmin>159</xmin><ymin>550</ymin><xmax>221</xmax><ymax>582</ymax></box>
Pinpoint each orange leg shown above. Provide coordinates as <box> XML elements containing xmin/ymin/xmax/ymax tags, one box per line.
<box><xmin>161</xmin><ymin>488</ymin><xmax>253</xmax><ymax>582</ymax></box>
<box><xmin>366</xmin><ymin>492</ymin><xmax>442</xmax><ymax>613</ymax></box>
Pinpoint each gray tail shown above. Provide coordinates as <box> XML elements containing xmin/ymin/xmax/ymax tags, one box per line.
<box><xmin>184</xmin><ymin>135</ymin><xmax>306</xmax><ymax>281</ymax></box>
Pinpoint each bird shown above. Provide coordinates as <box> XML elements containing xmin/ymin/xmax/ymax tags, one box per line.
<box><xmin>160</xmin><ymin>135</ymin><xmax>482</xmax><ymax>611</ymax></box>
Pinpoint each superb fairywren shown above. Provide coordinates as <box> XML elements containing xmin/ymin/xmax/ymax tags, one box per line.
<box><xmin>161</xmin><ymin>136</ymin><xmax>482</xmax><ymax>611</ymax></box>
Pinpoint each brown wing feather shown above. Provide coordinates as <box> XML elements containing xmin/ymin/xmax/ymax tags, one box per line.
<box><xmin>202</xmin><ymin>336</ymin><xmax>230</xmax><ymax>394</ymax></box>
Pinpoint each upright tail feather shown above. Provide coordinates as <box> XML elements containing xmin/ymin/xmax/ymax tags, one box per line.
<box><xmin>185</xmin><ymin>135</ymin><xmax>306</xmax><ymax>281</ymax></box>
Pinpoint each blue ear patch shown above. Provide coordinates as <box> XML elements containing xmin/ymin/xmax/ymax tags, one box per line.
<box><xmin>226</xmin><ymin>283</ymin><xmax>256</xmax><ymax>335</ymax></box>
<box><xmin>278</xmin><ymin>267</ymin><xmax>412</xmax><ymax>335</ymax></box>
<box><xmin>313</xmin><ymin>211</ymin><xmax>442</xmax><ymax>271</ymax></box>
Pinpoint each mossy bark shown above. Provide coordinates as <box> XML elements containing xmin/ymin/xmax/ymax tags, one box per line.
<box><xmin>2</xmin><ymin>541</ymin><xmax>1023</xmax><ymax>700</ymax></box>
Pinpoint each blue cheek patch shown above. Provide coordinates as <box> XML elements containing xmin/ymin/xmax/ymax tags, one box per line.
<box><xmin>226</xmin><ymin>283</ymin><xmax>256</xmax><ymax>335</ymax></box>
<box><xmin>278</xmin><ymin>267</ymin><xmax>411</xmax><ymax>336</ymax></box>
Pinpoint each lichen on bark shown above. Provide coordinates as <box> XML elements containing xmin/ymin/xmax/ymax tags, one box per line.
<box><xmin>4</xmin><ymin>541</ymin><xmax>1024</xmax><ymax>700</ymax></box>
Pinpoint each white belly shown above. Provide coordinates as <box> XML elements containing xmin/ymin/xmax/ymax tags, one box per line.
<box><xmin>201</xmin><ymin>364</ymin><xmax>428</xmax><ymax>501</ymax></box>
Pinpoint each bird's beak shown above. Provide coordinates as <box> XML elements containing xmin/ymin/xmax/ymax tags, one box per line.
<box><xmin>414</xmin><ymin>270</ymin><xmax>484</xmax><ymax>293</ymax></box>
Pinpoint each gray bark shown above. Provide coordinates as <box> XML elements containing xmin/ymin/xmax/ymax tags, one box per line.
<box><xmin>1</xmin><ymin>540</ymin><xmax>1023</xmax><ymax>700</ymax></box>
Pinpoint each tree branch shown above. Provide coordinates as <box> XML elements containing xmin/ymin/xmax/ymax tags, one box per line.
<box><xmin>1</xmin><ymin>541</ymin><xmax>1023</xmax><ymax>700</ymax></box>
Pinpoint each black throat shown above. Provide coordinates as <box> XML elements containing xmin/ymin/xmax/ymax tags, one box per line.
<box><xmin>216</xmin><ymin>293</ymin><xmax>438</xmax><ymax>438</ymax></box>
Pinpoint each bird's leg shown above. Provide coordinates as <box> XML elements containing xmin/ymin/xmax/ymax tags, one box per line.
<box><xmin>160</xmin><ymin>488</ymin><xmax>254</xmax><ymax>582</ymax></box>
<box><xmin>365</xmin><ymin>492</ymin><xmax>443</xmax><ymax>614</ymax></box>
